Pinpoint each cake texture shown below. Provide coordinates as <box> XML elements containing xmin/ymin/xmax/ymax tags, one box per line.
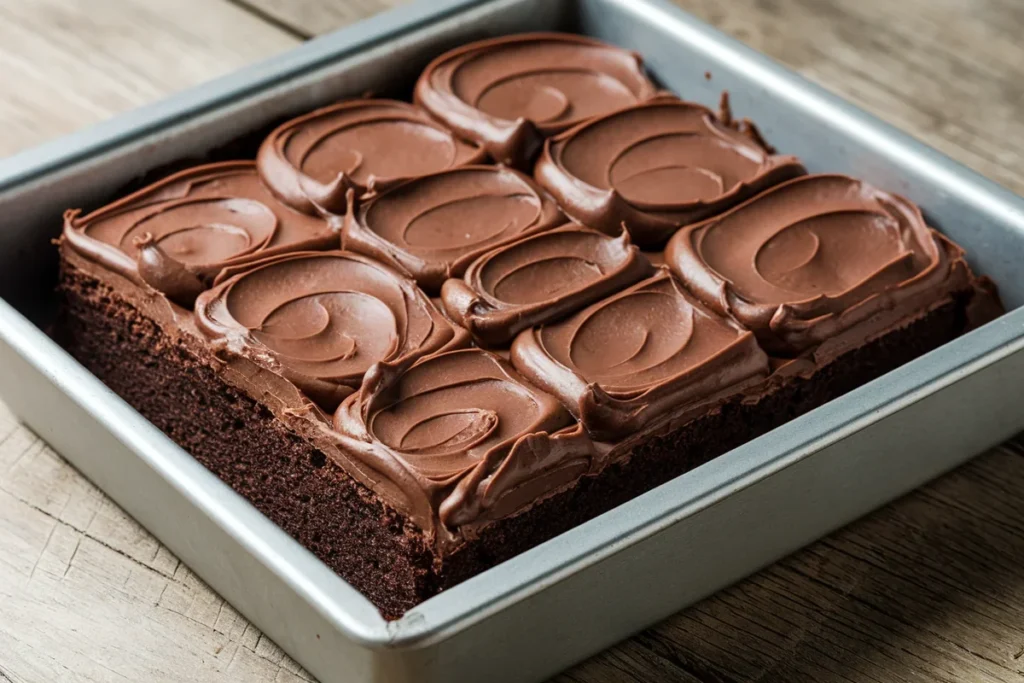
<box><xmin>55</xmin><ymin>31</ymin><xmax>1001</xmax><ymax>619</ymax></box>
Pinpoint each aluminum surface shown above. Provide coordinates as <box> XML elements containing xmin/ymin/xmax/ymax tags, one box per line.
<box><xmin>2</xmin><ymin>0</ymin><xmax>1024</xmax><ymax>681</ymax></box>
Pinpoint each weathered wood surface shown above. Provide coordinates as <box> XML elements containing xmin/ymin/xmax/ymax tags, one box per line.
<box><xmin>2</xmin><ymin>0</ymin><xmax>1024</xmax><ymax>681</ymax></box>
<box><xmin>0</xmin><ymin>0</ymin><xmax>297</xmax><ymax>158</ymax></box>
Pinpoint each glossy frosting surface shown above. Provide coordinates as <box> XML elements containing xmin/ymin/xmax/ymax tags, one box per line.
<box><xmin>63</xmin><ymin>162</ymin><xmax>333</xmax><ymax>305</ymax></box>
<box><xmin>194</xmin><ymin>250</ymin><xmax>467</xmax><ymax>410</ymax></box>
<box><xmin>441</xmin><ymin>224</ymin><xmax>653</xmax><ymax>346</ymax></box>
<box><xmin>511</xmin><ymin>270</ymin><xmax>770</xmax><ymax>440</ymax></box>
<box><xmin>60</xmin><ymin>32</ymin><xmax>991</xmax><ymax>545</ymax></box>
<box><xmin>415</xmin><ymin>32</ymin><xmax>657</xmax><ymax>167</ymax></box>
<box><xmin>257</xmin><ymin>99</ymin><xmax>485</xmax><ymax>215</ymax></box>
<box><xmin>344</xmin><ymin>165</ymin><xmax>564</xmax><ymax>293</ymax></box>
<box><xmin>535</xmin><ymin>98</ymin><xmax>805</xmax><ymax>246</ymax></box>
<box><xmin>332</xmin><ymin>349</ymin><xmax>597</xmax><ymax>543</ymax></box>
<box><xmin>666</xmin><ymin>174</ymin><xmax>971</xmax><ymax>354</ymax></box>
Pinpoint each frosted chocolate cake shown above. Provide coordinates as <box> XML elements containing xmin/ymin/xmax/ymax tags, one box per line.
<box><xmin>55</xmin><ymin>32</ymin><xmax>999</xmax><ymax>618</ymax></box>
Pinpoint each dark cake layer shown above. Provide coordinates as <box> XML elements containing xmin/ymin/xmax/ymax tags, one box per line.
<box><xmin>57</xmin><ymin>256</ymin><xmax>968</xmax><ymax>616</ymax></box>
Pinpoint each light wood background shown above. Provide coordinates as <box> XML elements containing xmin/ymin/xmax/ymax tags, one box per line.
<box><xmin>2</xmin><ymin>1</ymin><xmax>1023</xmax><ymax>681</ymax></box>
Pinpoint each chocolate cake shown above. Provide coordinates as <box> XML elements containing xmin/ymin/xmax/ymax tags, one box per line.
<box><xmin>55</xmin><ymin>32</ymin><xmax>1001</xmax><ymax>618</ymax></box>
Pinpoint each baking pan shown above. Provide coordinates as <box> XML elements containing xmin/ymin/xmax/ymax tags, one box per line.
<box><xmin>2</xmin><ymin>0</ymin><xmax>1024</xmax><ymax>681</ymax></box>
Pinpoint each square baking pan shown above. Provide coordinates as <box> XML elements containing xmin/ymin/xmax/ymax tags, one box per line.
<box><xmin>2</xmin><ymin>0</ymin><xmax>1024</xmax><ymax>681</ymax></box>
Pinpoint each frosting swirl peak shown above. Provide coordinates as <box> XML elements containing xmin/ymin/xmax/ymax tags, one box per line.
<box><xmin>441</xmin><ymin>224</ymin><xmax>654</xmax><ymax>346</ymax></box>
<box><xmin>534</xmin><ymin>98</ymin><xmax>805</xmax><ymax>247</ymax></box>
<box><xmin>62</xmin><ymin>162</ymin><xmax>334</xmax><ymax>306</ymax></box>
<box><xmin>332</xmin><ymin>349</ymin><xmax>597</xmax><ymax>543</ymax></box>
<box><xmin>511</xmin><ymin>270</ymin><xmax>770</xmax><ymax>440</ymax></box>
<box><xmin>344</xmin><ymin>165</ymin><xmax>564</xmax><ymax>294</ymax></box>
<box><xmin>194</xmin><ymin>250</ymin><xmax>467</xmax><ymax>411</ymax></box>
<box><xmin>257</xmin><ymin>99</ymin><xmax>486</xmax><ymax>215</ymax></box>
<box><xmin>665</xmin><ymin>174</ymin><xmax>972</xmax><ymax>355</ymax></box>
<box><xmin>415</xmin><ymin>32</ymin><xmax>658</xmax><ymax>168</ymax></box>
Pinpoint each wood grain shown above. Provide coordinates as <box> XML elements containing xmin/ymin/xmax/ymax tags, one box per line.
<box><xmin>559</xmin><ymin>446</ymin><xmax>1024</xmax><ymax>683</ymax></box>
<box><xmin>226</xmin><ymin>0</ymin><xmax>407</xmax><ymax>38</ymax></box>
<box><xmin>2</xmin><ymin>0</ymin><xmax>1024</xmax><ymax>682</ymax></box>
<box><xmin>673</xmin><ymin>0</ymin><xmax>1024</xmax><ymax>194</ymax></box>
<box><xmin>0</xmin><ymin>0</ymin><xmax>297</xmax><ymax>157</ymax></box>
<box><xmin>0</xmin><ymin>400</ymin><xmax>315</xmax><ymax>683</ymax></box>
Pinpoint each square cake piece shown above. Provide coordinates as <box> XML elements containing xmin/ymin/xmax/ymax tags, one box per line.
<box><xmin>56</xmin><ymin>32</ymin><xmax>999</xmax><ymax>618</ymax></box>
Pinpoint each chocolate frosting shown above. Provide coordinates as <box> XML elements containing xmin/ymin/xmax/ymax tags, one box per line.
<box><xmin>257</xmin><ymin>99</ymin><xmax>486</xmax><ymax>215</ymax></box>
<box><xmin>331</xmin><ymin>349</ymin><xmax>597</xmax><ymax>544</ymax></box>
<box><xmin>415</xmin><ymin>32</ymin><xmax>658</xmax><ymax>168</ymax></box>
<box><xmin>344</xmin><ymin>165</ymin><xmax>564</xmax><ymax>294</ymax></box>
<box><xmin>511</xmin><ymin>269</ymin><xmax>770</xmax><ymax>441</ymax></box>
<box><xmin>441</xmin><ymin>224</ymin><xmax>654</xmax><ymax>346</ymax></box>
<box><xmin>665</xmin><ymin>174</ymin><xmax>972</xmax><ymax>355</ymax></box>
<box><xmin>63</xmin><ymin>162</ymin><xmax>334</xmax><ymax>306</ymax></box>
<box><xmin>534</xmin><ymin>98</ymin><xmax>806</xmax><ymax>247</ymax></box>
<box><xmin>57</xmin><ymin>33</ymin><xmax>997</xmax><ymax>548</ymax></box>
<box><xmin>194</xmin><ymin>250</ymin><xmax>468</xmax><ymax>411</ymax></box>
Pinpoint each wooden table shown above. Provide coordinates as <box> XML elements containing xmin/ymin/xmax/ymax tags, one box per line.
<box><xmin>2</xmin><ymin>1</ymin><xmax>1023</xmax><ymax>681</ymax></box>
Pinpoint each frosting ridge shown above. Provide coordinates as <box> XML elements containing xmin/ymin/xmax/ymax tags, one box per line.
<box><xmin>257</xmin><ymin>99</ymin><xmax>486</xmax><ymax>215</ymax></box>
<box><xmin>194</xmin><ymin>250</ymin><xmax>468</xmax><ymax>411</ymax></box>
<box><xmin>665</xmin><ymin>174</ymin><xmax>972</xmax><ymax>355</ymax></box>
<box><xmin>62</xmin><ymin>162</ymin><xmax>334</xmax><ymax>306</ymax></box>
<box><xmin>331</xmin><ymin>349</ymin><xmax>597</xmax><ymax>543</ymax></box>
<box><xmin>441</xmin><ymin>224</ymin><xmax>654</xmax><ymax>346</ymax></box>
<box><xmin>534</xmin><ymin>98</ymin><xmax>805</xmax><ymax>247</ymax></box>
<box><xmin>511</xmin><ymin>269</ymin><xmax>770</xmax><ymax>440</ymax></box>
<box><xmin>415</xmin><ymin>32</ymin><xmax>658</xmax><ymax>168</ymax></box>
<box><xmin>344</xmin><ymin>165</ymin><xmax>564</xmax><ymax>293</ymax></box>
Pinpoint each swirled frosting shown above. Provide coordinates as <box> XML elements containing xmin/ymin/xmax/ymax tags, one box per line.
<box><xmin>534</xmin><ymin>98</ymin><xmax>806</xmax><ymax>247</ymax></box>
<box><xmin>331</xmin><ymin>349</ymin><xmax>597</xmax><ymax>543</ymax></box>
<box><xmin>511</xmin><ymin>270</ymin><xmax>770</xmax><ymax>440</ymax></box>
<box><xmin>62</xmin><ymin>162</ymin><xmax>334</xmax><ymax>306</ymax></box>
<box><xmin>441</xmin><ymin>224</ymin><xmax>654</xmax><ymax>346</ymax></box>
<box><xmin>194</xmin><ymin>250</ymin><xmax>468</xmax><ymax>411</ymax></box>
<box><xmin>344</xmin><ymin>165</ymin><xmax>564</xmax><ymax>293</ymax></box>
<box><xmin>415</xmin><ymin>32</ymin><xmax>658</xmax><ymax>168</ymax></box>
<box><xmin>665</xmin><ymin>174</ymin><xmax>972</xmax><ymax>355</ymax></box>
<box><xmin>257</xmin><ymin>99</ymin><xmax>486</xmax><ymax>215</ymax></box>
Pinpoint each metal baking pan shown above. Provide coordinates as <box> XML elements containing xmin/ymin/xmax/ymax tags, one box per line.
<box><xmin>2</xmin><ymin>0</ymin><xmax>1024</xmax><ymax>681</ymax></box>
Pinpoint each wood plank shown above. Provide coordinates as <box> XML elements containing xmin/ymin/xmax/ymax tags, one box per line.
<box><xmin>671</xmin><ymin>0</ymin><xmax>1024</xmax><ymax>194</ymax></box>
<box><xmin>227</xmin><ymin>0</ymin><xmax>407</xmax><ymax>37</ymax></box>
<box><xmin>0</xmin><ymin>399</ymin><xmax>314</xmax><ymax>682</ymax></box>
<box><xmin>0</xmin><ymin>0</ymin><xmax>298</xmax><ymax>158</ymax></box>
